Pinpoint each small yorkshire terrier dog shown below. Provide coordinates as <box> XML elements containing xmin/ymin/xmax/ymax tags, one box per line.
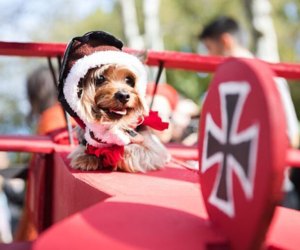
<box><xmin>58</xmin><ymin>31</ymin><xmax>170</xmax><ymax>172</ymax></box>
<box><xmin>69</xmin><ymin>64</ymin><xmax>170</xmax><ymax>172</ymax></box>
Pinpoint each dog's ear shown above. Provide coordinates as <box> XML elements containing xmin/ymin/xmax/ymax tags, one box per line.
<box><xmin>130</xmin><ymin>50</ymin><xmax>148</xmax><ymax>64</ymax></box>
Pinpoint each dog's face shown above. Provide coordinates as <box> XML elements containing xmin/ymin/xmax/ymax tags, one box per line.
<box><xmin>78</xmin><ymin>64</ymin><xmax>145</xmax><ymax>126</ymax></box>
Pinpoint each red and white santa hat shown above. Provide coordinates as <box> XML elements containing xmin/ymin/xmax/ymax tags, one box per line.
<box><xmin>58</xmin><ymin>31</ymin><xmax>148</xmax><ymax>123</ymax></box>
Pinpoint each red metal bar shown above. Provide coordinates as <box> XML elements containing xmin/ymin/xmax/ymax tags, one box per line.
<box><xmin>1</xmin><ymin>41</ymin><xmax>300</xmax><ymax>79</ymax></box>
<box><xmin>0</xmin><ymin>135</ymin><xmax>55</xmax><ymax>153</ymax></box>
<box><xmin>144</xmin><ymin>50</ymin><xmax>300</xmax><ymax>79</ymax></box>
<box><xmin>268</xmin><ymin>61</ymin><xmax>300</xmax><ymax>80</ymax></box>
<box><xmin>0</xmin><ymin>41</ymin><xmax>66</xmax><ymax>57</ymax></box>
<box><xmin>1</xmin><ymin>133</ymin><xmax>300</xmax><ymax>168</ymax></box>
<box><xmin>124</xmin><ymin>48</ymin><xmax>224</xmax><ymax>72</ymax></box>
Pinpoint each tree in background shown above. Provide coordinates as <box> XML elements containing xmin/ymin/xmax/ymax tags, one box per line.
<box><xmin>243</xmin><ymin>0</ymin><xmax>280</xmax><ymax>62</ymax></box>
<box><xmin>119</xmin><ymin>0</ymin><xmax>144</xmax><ymax>49</ymax></box>
<box><xmin>119</xmin><ymin>0</ymin><xmax>166</xmax><ymax>81</ymax></box>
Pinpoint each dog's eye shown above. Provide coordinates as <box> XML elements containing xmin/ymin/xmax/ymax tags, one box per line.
<box><xmin>125</xmin><ymin>76</ymin><xmax>135</xmax><ymax>87</ymax></box>
<box><xmin>95</xmin><ymin>75</ymin><xmax>106</xmax><ymax>86</ymax></box>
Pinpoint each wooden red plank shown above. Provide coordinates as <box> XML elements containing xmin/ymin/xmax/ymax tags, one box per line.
<box><xmin>266</xmin><ymin>207</ymin><xmax>300</xmax><ymax>249</ymax></box>
<box><xmin>48</xmin><ymin>151</ymin><xmax>202</xmax><ymax>224</ymax></box>
<box><xmin>33</xmin><ymin>201</ymin><xmax>300</xmax><ymax>250</ymax></box>
<box><xmin>33</xmin><ymin>196</ymin><xmax>227</xmax><ymax>250</ymax></box>
<box><xmin>29</xmin><ymin>150</ymin><xmax>300</xmax><ymax>250</ymax></box>
<box><xmin>31</xmin><ymin>151</ymin><xmax>228</xmax><ymax>250</ymax></box>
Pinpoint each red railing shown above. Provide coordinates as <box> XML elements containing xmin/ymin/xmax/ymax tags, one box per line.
<box><xmin>0</xmin><ymin>135</ymin><xmax>73</xmax><ymax>154</ymax></box>
<box><xmin>1</xmin><ymin>41</ymin><xmax>300</xmax><ymax>79</ymax></box>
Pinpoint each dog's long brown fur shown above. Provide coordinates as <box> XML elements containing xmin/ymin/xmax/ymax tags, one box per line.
<box><xmin>70</xmin><ymin>64</ymin><xmax>170</xmax><ymax>172</ymax></box>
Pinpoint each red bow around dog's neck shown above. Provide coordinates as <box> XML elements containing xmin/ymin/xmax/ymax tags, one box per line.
<box><xmin>79</xmin><ymin>111</ymin><xmax>168</xmax><ymax>168</ymax></box>
<box><xmin>85</xmin><ymin>144</ymin><xmax>124</xmax><ymax>168</ymax></box>
<box><xmin>141</xmin><ymin>111</ymin><xmax>169</xmax><ymax>131</ymax></box>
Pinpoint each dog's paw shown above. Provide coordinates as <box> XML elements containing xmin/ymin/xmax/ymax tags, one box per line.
<box><xmin>71</xmin><ymin>154</ymin><xmax>100</xmax><ymax>171</ymax></box>
<box><xmin>68</xmin><ymin>146</ymin><xmax>98</xmax><ymax>171</ymax></box>
<box><xmin>120</xmin><ymin>139</ymin><xmax>170</xmax><ymax>173</ymax></box>
<box><xmin>68</xmin><ymin>145</ymin><xmax>100</xmax><ymax>171</ymax></box>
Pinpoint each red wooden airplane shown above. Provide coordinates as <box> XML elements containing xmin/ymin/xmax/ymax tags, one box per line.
<box><xmin>0</xmin><ymin>41</ymin><xmax>300</xmax><ymax>250</ymax></box>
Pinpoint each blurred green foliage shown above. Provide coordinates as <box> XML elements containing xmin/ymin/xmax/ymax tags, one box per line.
<box><xmin>0</xmin><ymin>94</ymin><xmax>24</xmax><ymax>132</ymax></box>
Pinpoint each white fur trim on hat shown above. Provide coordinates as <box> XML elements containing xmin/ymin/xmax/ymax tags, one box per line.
<box><xmin>63</xmin><ymin>50</ymin><xmax>148</xmax><ymax>122</ymax></box>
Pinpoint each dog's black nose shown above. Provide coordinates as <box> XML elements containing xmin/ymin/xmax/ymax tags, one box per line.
<box><xmin>115</xmin><ymin>91</ymin><xmax>130</xmax><ymax>104</ymax></box>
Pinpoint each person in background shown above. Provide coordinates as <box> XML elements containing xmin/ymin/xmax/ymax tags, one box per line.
<box><xmin>16</xmin><ymin>66</ymin><xmax>76</xmax><ymax>241</ymax></box>
<box><xmin>198</xmin><ymin>16</ymin><xmax>299</xmax><ymax>148</ymax></box>
<box><xmin>26</xmin><ymin>66</ymin><xmax>74</xmax><ymax>135</ymax></box>
<box><xmin>198</xmin><ymin>16</ymin><xmax>300</xmax><ymax>209</ymax></box>
<box><xmin>199</xmin><ymin>16</ymin><xmax>252</xmax><ymax>58</ymax></box>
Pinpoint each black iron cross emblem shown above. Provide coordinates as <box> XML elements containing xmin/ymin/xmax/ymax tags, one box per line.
<box><xmin>201</xmin><ymin>82</ymin><xmax>259</xmax><ymax>217</ymax></box>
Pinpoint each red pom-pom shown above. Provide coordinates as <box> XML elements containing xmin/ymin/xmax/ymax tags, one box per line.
<box><xmin>142</xmin><ymin>111</ymin><xmax>169</xmax><ymax>131</ymax></box>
